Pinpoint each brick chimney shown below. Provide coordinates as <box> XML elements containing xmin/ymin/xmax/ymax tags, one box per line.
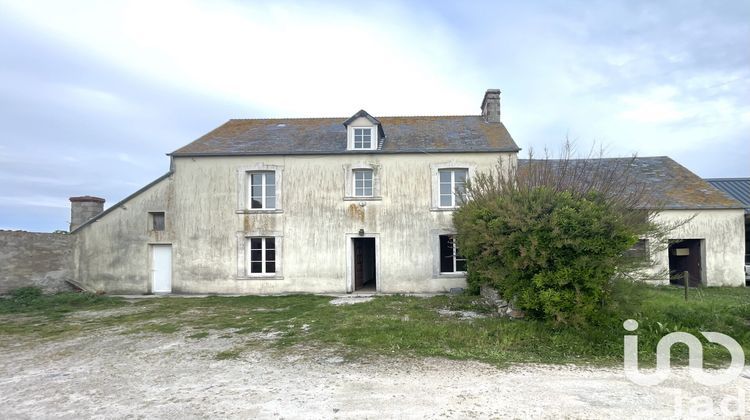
<box><xmin>481</xmin><ymin>89</ymin><xmax>501</xmax><ymax>123</ymax></box>
<box><xmin>69</xmin><ymin>196</ymin><xmax>105</xmax><ymax>232</ymax></box>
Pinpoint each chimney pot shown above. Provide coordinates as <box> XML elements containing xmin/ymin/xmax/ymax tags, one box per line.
<box><xmin>69</xmin><ymin>196</ymin><xmax>105</xmax><ymax>232</ymax></box>
<box><xmin>481</xmin><ymin>89</ymin><xmax>502</xmax><ymax>123</ymax></box>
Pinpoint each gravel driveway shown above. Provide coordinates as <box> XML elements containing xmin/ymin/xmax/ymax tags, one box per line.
<box><xmin>2</xmin><ymin>328</ymin><xmax>748</xmax><ymax>419</ymax></box>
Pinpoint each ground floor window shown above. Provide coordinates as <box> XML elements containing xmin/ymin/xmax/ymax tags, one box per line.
<box><xmin>623</xmin><ymin>239</ymin><xmax>649</xmax><ymax>261</ymax></box>
<box><xmin>439</xmin><ymin>235</ymin><xmax>466</xmax><ymax>273</ymax></box>
<box><xmin>248</xmin><ymin>237</ymin><xmax>276</xmax><ymax>275</ymax></box>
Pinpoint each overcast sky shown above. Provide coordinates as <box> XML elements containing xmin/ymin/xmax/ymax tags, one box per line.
<box><xmin>1</xmin><ymin>0</ymin><xmax>748</xmax><ymax>232</ymax></box>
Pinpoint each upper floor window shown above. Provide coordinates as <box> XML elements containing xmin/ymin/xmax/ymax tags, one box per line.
<box><xmin>438</xmin><ymin>168</ymin><xmax>468</xmax><ymax>208</ymax></box>
<box><xmin>353</xmin><ymin>169</ymin><xmax>374</xmax><ymax>197</ymax></box>
<box><xmin>249</xmin><ymin>171</ymin><xmax>275</xmax><ymax>209</ymax></box>
<box><xmin>439</xmin><ymin>235</ymin><xmax>466</xmax><ymax>273</ymax></box>
<box><xmin>353</xmin><ymin>128</ymin><xmax>372</xmax><ymax>149</ymax></box>
<box><xmin>149</xmin><ymin>212</ymin><xmax>165</xmax><ymax>231</ymax></box>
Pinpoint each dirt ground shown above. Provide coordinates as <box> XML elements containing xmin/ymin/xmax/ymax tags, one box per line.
<box><xmin>2</xmin><ymin>324</ymin><xmax>749</xmax><ymax>419</ymax></box>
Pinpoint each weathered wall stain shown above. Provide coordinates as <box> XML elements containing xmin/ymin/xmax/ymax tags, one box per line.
<box><xmin>346</xmin><ymin>203</ymin><xmax>365</xmax><ymax>223</ymax></box>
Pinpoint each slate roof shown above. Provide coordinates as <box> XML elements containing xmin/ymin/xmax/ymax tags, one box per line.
<box><xmin>518</xmin><ymin>156</ymin><xmax>744</xmax><ymax>210</ymax></box>
<box><xmin>705</xmin><ymin>178</ymin><xmax>750</xmax><ymax>213</ymax></box>
<box><xmin>171</xmin><ymin>115</ymin><xmax>519</xmax><ymax>156</ymax></box>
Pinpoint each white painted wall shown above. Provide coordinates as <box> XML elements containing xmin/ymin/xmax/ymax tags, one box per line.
<box><xmin>641</xmin><ymin>209</ymin><xmax>746</xmax><ymax>287</ymax></box>
<box><xmin>169</xmin><ymin>152</ymin><xmax>514</xmax><ymax>294</ymax></box>
<box><xmin>73</xmin><ymin>153</ymin><xmax>745</xmax><ymax>293</ymax></box>
<box><xmin>75</xmin><ymin>152</ymin><xmax>515</xmax><ymax>294</ymax></box>
<box><xmin>73</xmin><ymin>176</ymin><xmax>173</xmax><ymax>293</ymax></box>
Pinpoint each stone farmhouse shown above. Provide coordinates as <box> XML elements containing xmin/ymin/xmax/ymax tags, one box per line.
<box><xmin>61</xmin><ymin>89</ymin><xmax>746</xmax><ymax>294</ymax></box>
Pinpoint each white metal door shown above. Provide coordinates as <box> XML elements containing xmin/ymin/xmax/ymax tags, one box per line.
<box><xmin>151</xmin><ymin>245</ymin><xmax>172</xmax><ymax>293</ymax></box>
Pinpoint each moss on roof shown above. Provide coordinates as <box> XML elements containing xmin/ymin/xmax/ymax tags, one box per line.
<box><xmin>518</xmin><ymin>157</ymin><xmax>744</xmax><ymax>210</ymax></box>
<box><xmin>171</xmin><ymin>115</ymin><xmax>519</xmax><ymax>156</ymax></box>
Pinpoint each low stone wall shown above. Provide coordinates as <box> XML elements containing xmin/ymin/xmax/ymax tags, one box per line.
<box><xmin>0</xmin><ymin>230</ymin><xmax>74</xmax><ymax>294</ymax></box>
<box><xmin>480</xmin><ymin>283</ymin><xmax>525</xmax><ymax>319</ymax></box>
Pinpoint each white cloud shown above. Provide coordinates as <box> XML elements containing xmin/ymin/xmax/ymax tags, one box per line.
<box><xmin>0</xmin><ymin>195</ymin><xmax>70</xmax><ymax>208</ymax></box>
<box><xmin>59</xmin><ymin>84</ymin><xmax>131</xmax><ymax>115</ymax></box>
<box><xmin>0</xmin><ymin>0</ymin><xmax>481</xmax><ymax>116</ymax></box>
<box><xmin>0</xmin><ymin>0</ymin><xmax>748</xmax><ymax>233</ymax></box>
<box><xmin>0</xmin><ymin>174</ymin><xmax>81</xmax><ymax>187</ymax></box>
<box><xmin>617</xmin><ymin>86</ymin><xmax>690</xmax><ymax>124</ymax></box>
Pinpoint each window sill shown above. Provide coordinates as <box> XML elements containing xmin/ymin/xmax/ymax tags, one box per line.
<box><xmin>343</xmin><ymin>196</ymin><xmax>382</xmax><ymax>201</ymax></box>
<box><xmin>235</xmin><ymin>209</ymin><xmax>284</xmax><ymax>214</ymax></box>
<box><xmin>430</xmin><ymin>207</ymin><xmax>459</xmax><ymax>212</ymax></box>
<box><xmin>236</xmin><ymin>275</ymin><xmax>285</xmax><ymax>281</ymax></box>
<box><xmin>437</xmin><ymin>273</ymin><xmax>467</xmax><ymax>278</ymax></box>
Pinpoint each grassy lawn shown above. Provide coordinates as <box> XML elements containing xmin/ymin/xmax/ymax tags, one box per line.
<box><xmin>1</xmin><ymin>283</ymin><xmax>749</xmax><ymax>367</ymax></box>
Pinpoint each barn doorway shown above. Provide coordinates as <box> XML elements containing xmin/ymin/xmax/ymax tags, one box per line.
<box><xmin>352</xmin><ymin>238</ymin><xmax>376</xmax><ymax>292</ymax></box>
<box><xmin>668</xmin><ymin>239</ymin><xmax>703</xmax><ymax>287</ymax></box>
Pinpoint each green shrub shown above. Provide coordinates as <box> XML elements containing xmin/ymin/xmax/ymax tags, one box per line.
<box><xmin>455</xmin><ymin>187</ymin><xmax>638</xmax><ymax>325</ymax></box>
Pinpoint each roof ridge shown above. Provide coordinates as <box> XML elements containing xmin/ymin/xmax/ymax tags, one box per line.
<box><xmin>519</xmin><ymin>156</ymin><xmax>669</xmax><ymax>161</ymax></box>
<box><xmin>705</xmin><ymin>177</ymin><xmax>750</xmax><ymax>181</ymax></box>
<box><xmin>228</xmin><ymin>114</ymin><xmax>482</xmax><ymax>121</ymax></box>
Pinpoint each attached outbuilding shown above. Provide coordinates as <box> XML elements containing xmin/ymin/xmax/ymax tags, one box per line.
<box><xmin>518</xmin><ymin>157</ymin><xmax>746</xmax><ymax>287</ymax></box>
<box><xmin>705</xmin><ymin>178</ymin><xmax>750</xmax><ymax>283</ymax></box>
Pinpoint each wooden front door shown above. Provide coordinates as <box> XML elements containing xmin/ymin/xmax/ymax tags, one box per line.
<box><xmin>352</xmin><ymin>238</ymin><xmax>376</xmax><ymax>291</ymax></box>
<box><xmin>354</xmin><ymin>239</ymin><xmax>365</xmax><ymax>290</ymax></box>
<box><xmin>668</xmin><ymin>239</ymin><xmax>702</xmax><ymax>287</ymax></box>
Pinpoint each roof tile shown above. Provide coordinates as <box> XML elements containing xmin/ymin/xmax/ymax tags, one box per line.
<box><xmin>171</xmin><ymin>115</ymin><xmax>519</xmax><ymax>156</ymax></box>
<box><xmin>518</xmin><ymin>157</ymin><xmax>744</xmax><ymax>210</ymax></box>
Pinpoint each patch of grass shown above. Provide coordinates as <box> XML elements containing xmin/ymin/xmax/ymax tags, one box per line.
<box><xmin>3</xmin><ymin>284</ymin><xmax>750</xmax><ymax>367</ymax></box>
<box><xmin>215</xmin><ymin>347</ymin><xmax>243</xmax><ymax>360</ymax></box>
<box><xmin>0</xmin><ymin>290</ymin><xmax>124</xmax><ymax>318</ymax></box>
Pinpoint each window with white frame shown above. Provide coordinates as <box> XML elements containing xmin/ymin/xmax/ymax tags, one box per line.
<box><xmin>353</xmin><ymin>128</ymin><xmax>372</xmax><ymax>149</ymax></box>
<box><xmin>249</xmin><ymin>171</ymin><xmax>276</xmax><ymax>209</ymax></box>
<box><xmin>247</xmin><ymin>237</ymin><xmax>276</xmax><ymax>275</ymax></box>
<box><xmin>439</xmin><ymin>235</ymin><xmax>466</xmax><ymax>273</ymax></box>
<box><xmin>353</xmin><ymin>169</ymin><xmax>373</xmax><ymax>197</ymax></box>
<box><xmin>438</xmin><ymin>168</ymin><xmax>468</xmax><ymax>208</ymax></box>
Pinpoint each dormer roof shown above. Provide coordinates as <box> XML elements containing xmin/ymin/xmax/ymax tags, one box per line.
<box><xmin>342</xmin><ymin>109</ymin><xmax>385</xmax><ymax>141</ymax></box>
<box><xmin>343</xmin><ymin>109</ymin><xmax>381</xmax><ymax>126</ymax></box>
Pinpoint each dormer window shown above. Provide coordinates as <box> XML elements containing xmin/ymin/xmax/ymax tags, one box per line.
<box><xmin>343</xmin><ymin>109</ymin><xmax>383</xmax><ymax>151</ymax></box>
<box><xmin>353</xmin><ymin>128</ymin><xmax>372</xmax><ymax>149</ymax></box>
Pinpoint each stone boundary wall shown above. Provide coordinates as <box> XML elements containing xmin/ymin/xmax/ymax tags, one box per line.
<box><xmin>0</xmin><ymin>230</ymin><xmax>74</xmax><ymax>294</ymax></box>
